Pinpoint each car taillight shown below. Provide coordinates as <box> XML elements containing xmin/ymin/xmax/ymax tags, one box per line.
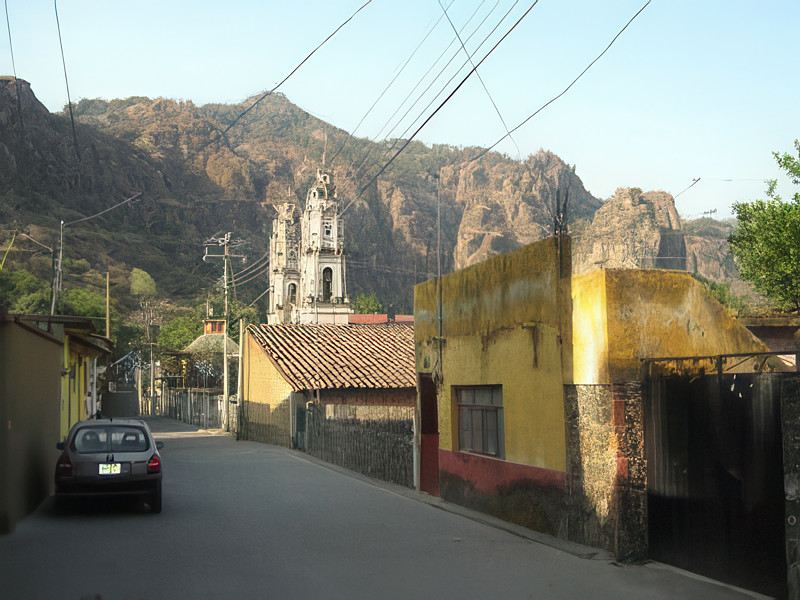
<box><xmin>56</xmin><ymin>453</ymin><xmax>72</xmax><ymax>477</ymax></box>
<box><xmin>147</xmin><ymin>454</ymin><xmax>161</xmax><ymax>474</ymax></box>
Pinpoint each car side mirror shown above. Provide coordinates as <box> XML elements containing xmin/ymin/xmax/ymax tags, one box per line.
<box><xmin>156</xmin><ymin>441</ymin><xmax>164</xmax><ymax>450</ymax></box>
<box><xmin>56</xmin><ymin>441</ymin><xmax>65</xmax><ymax>450</ymax></box>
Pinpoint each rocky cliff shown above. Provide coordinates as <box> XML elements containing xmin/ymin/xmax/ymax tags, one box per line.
<box><xmin>573</xmin><ymin>188</ymin><xmax>742</xmax><ymax>288</ymax></box>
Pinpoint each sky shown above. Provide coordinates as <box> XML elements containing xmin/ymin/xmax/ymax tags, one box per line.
<box><xmin>2</xmin><ymin>0</ymin><xmax>799</xmax><ymax>219</ymax></box>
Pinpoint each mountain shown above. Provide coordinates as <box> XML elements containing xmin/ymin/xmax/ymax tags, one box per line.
<box><xmin>0</xmin><ymin>78</ymin><xmax>606</xmax><ymax>315</ymax></box>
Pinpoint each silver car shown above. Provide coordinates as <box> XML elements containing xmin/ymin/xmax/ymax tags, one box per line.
<box><xmin>55</xmin><ymin>418</ymin><xmax>163</xmax><ymax>513</ymax></box>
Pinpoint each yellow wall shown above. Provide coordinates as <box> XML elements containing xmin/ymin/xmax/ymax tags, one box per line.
<box><xmin>242</xmin><ymin>330</ymin><xmax>294</xmax><ymax>409</ymax></box>
<box><xmin>59</xmin><ymin>336</ymin><xmax>96</xmax><ymax>438</ymax></box>
<box><xmin>571</xmin><ymin>269</ymin><xmax>610</xmax><ymax>385</ymax></box>
<box><xmin>415</xmin><ymin>237</ymin><xmax>571</xmax><ymax>472</ymax></box>
<box><xmin>572</xmin><ymin>269</ymin><xmax>770</xmax><ymax>384</ymax></box>
<box><xmin>0</xmin><ymin>320</ymin><xmax>62</xmax><ymax>532</ymax></box>
<box><xmin>572</xmin><ymin>269</ymin><xmax>767</xmax><ymax>383</ymax></box>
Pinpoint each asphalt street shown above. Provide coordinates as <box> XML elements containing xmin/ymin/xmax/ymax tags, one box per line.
<box><xmin>0</xmin><ymin>417</ymin><xmax>768</xmax><ymax>599</ymax></box>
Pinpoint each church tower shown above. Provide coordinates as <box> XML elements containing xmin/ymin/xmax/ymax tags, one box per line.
<box><xmin>266</xmin><ymin>170</ymin><xmax>351</xmax><ymax>324</ymax></box>
<box><xmin>266</xmin><ymin>199</ymin><xmax>301</xmax><ymax>325</ymax></box>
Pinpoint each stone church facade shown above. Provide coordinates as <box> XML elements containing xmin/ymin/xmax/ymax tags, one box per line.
<box><xmin>266</xmin><ymin>169</ymin><xmax>351</xmax><ymax>324</ymax></box>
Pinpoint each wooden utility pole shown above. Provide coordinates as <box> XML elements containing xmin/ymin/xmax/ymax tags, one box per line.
<box><xmin>105</xmin><ymin>271</ymin><xmax>110</xmax><ymax>338</ymax></box>
<box><xmin>203</xmin><ymin>233</ymin><xmax>244</xmax><ymax>430</ymax></box>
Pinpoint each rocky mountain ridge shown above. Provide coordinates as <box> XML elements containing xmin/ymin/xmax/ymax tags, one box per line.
<box><xmin>0</xmin><ymin>78</ymin><xmax>743</xmax><ymax>315</ymax></box>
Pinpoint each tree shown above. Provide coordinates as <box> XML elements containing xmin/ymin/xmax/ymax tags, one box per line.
<box><xmin>130</xmin><ymin>268</ymin><xmax>157</xmax><ymax>298</ymax></box>
<box><xmin>729</xmin><ymin>140</ymin><xmax>800</xmax><ymax>311</ymax></box>
<box><xmin>351</xmin><ymin>292</ymin><xmax>383</xmax><ymax>314</ymax></box>
<box><xmin>158</xmin><ymin>314</ymin><xmax>203</xmax><ymax>352</ymax></box>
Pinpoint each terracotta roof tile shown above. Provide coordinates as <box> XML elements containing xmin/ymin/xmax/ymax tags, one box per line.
<box><xmin>247</xmin><ymin>323</ymin><xmax>416</xmax><ymax>392</ymax></box>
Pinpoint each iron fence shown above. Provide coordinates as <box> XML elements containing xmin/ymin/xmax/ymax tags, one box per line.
<box><xmin>305</xmin><ymin>404</ymin><xmax>414</xmax><ymax>488</ymax></box>
<box><xmin>158</xmin><ymin>387</ymin><xmax>232</xmax><ymax>430</ymax></box>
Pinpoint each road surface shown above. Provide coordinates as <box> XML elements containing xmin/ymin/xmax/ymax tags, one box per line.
<box><xmin>0</xmin><ymin>417</ymin><xmax>767</xmax><ymax>599</ymax></box>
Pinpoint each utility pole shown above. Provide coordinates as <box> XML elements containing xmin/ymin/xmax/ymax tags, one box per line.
<box><xmin>51</xmin><ymin>220</ymin><xmax>63</xmax><ymax>315</ymax></box>
<box><xmin>203</xmin><ymin>232</ymin><xmax>245</xmax><ymax>430</ymax></box>
<box><xmin>50</xmin><ymin>192</ymin><xmax>141</xmax><ymax>316</ymax></box>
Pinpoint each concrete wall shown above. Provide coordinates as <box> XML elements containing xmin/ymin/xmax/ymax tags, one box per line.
<box><xmin>415</xmin><ymin>237</ymin><xmax>572</xmax><ymax>470</ymax></box>
<box><xmin>572</xmin><ymin>269</ymin><xmax>769</xmax><ymax>384</ymax></box>
<box><xmin>0</xmin><ymin>318</ymin><xmax>62</xmax><ymax>533</ymax></box>
<box><xmin>415</xmin><ymin>237</ymin><xmax>573</xmax><ymax>536</ymax></box>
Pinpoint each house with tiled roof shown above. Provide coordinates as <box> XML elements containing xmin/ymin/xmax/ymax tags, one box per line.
<box><xmin>240</xmin><ymin>323</ymin><xmax>416</xmax><ymax>448</ymax></box>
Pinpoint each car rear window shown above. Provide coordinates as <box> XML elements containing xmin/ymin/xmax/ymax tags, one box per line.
<box><xmin>73</xmin><ymin>426</ymin><xmax>150</xmax><ymax>453</ymax></box>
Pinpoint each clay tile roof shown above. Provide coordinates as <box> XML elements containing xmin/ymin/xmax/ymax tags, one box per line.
<box><xmin>247</xmin><ymin>323</ymin><xmax>416</xmax><ymax>392</ymax></box>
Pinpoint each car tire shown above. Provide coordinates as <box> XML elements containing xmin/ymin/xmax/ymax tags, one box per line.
<box><xmin>149</xmin><ymin>481</ymin><xmax>162</xmax><ymax>514</ymax></box>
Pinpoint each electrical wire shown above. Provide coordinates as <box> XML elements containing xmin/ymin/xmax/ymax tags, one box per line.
<box><xmin>438</xmin><ymin>0</ymin><xmax>521</xmax><ymax>160</ymax></box>
<box><xmin>231</xmin><ymin>260</ymin><xmax>272</xmax><ymax>287</ymax></box>
<box><xmin>54</xmin><ymin>0</ymin><xmax>80</xmax><ymax>162</ymax></box>
<box><xmin>64</xmin><ymin>192</ymin><xmax>142</xmax><ymax>227</ymax></box>
<box><xmin>351</xmin><ymin>0</ymin><xmax>541</xmax><ymax>204</ymax></box>
<box><xmin>232</xmin><ymin>249</ymin><xmax>270</xmax><ymax>278</ymax></box>
<box><xmin>349</xmin><ymin>0</ymin><xmax>503</xmax><ymax>180</ymax></box>
<box><xmin>329</xmin><ymin>0</ymin><xmax>458</xmax><ymax>168</ymax></box>
<box><xmin>4</xmin><ymin>0</ymin><xmax>23</xmax><ymax>135</ymax></box>
<box><xmin>674</xmin><ymin>177</ymin><xmax>701</xmax><ymax>199</ymax></box>
<box><xmin>196</xmin><ymin>0</ymin><xmax>372</xmax><ymax>156</ymax></box>
<box><xmin>469</xmin><ymin>0</ymin><xmax>652</xmax><ymax>164</ymax></box>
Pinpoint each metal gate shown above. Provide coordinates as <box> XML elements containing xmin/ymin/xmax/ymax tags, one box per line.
<box><xmin>645</xmin><ymin>354</ymin><xmax>797</xmax><ymax>598</ymax></box>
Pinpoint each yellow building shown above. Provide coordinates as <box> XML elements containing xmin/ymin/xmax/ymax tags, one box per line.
<box><xmin>241</xmin><ymin>323</ymin><xmax>416</xmax><ymax>447</ymax></box>
<box><xmin>17</xmin><ymin>315</ymin><xmax>112</xmax><ymax>439</ymax></box>
<box><xmin>414</xmin><ymin>235</ymin><xmax>772</xmax><ymax>559</ymax></box>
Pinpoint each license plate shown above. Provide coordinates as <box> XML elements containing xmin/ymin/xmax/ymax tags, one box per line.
<box><xmin>99</xmin><ymin>463</ymin><xmax>121</xmax><ymax>475</ymax></box>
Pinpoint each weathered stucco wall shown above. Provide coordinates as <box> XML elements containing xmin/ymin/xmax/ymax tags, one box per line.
<box><xmin>415</xmin><ymin>237</ymin><xmax>572</xmax><ymax>472</ymax></box>
<box><xmin>572</xmin><ymin>269</ymin><xmax>609</xmax><ymax>385</ymax></box>
<box><xmin>574</xmin><ymin>269</ymin><xmax>769</xmax><ymax>384</ymax></box>
<box><xmin>0</xmin><ymin>319</ymin><xmax>62</xmax><ymax>534</ymax></box>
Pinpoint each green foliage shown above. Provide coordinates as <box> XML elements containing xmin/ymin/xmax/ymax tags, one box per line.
<box><xmin>692</xmin><ymin>274</ymin><xmax>750</xmax><ymax>315</ymax></box>
<box><xmin>130</xmin><ymin>268</ymin><xmax>157</xmax><ymax>298</ymax></box>
<box><xmin>730</xmin><ymin>140</ymin><xmax>800</xmax><ymax>311</ymax></box>
<box><xmin>351</xmin><ymin>292</ymin><xmax>383</xmax><ymax>314</ymax></box>
<box><xmin>158</xmin><ymin>313</ymin><xmax>203</xmax><ymax>352</ymax></box>
<box><xmin>0</xmin><ymin>268</ymin><xmax>51</xmax><ymax>313</ymax></box>
<box><xmin>60</xmin><ymin>287</ymin><xmax>107</xmax><ymax>318</ymax></box>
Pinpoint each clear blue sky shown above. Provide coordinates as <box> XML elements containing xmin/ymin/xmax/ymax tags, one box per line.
<box><xmin>3</xmin><ymin>0</ymin><xmax>798</xmax><ymax>219</ymax></box>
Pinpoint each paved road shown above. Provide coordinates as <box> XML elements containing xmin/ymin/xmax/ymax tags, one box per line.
<box><xmin>0</xmin><ymin>417</ymin><xmax>766</xmax><ymax>599</ymax></box>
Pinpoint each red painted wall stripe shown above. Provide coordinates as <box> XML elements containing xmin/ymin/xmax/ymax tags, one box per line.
<box><xmin>439</xmin><ymin>450</ymin><xmax>568</xmax><ymax>493</ymax></box>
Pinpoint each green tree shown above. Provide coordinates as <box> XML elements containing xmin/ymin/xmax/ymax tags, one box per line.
<box><xmin>0</xmin><ymin>268</ymin><xmax>51</xmax><ymax>313</ymax></box>
<box><xmin>351</xmin><ymin>292</ymin><xmax>383</xmax><ymax>314</ymax></box>
<box><xmin>130</xmin><ymin>268</ymin><xmax>157</xmax><ymax>298</ymax></box>
<box><xmin>61</xmin><ymin>287</ymin><xmax>107</xmax><ymax>317</ymax></box>
<box><xmin>729</xmin><ymin>140</ymin><xmax>800</xmax><ymax>311</ymax></box>
<box><xmin>158</xmin><ymin>313</ymin><xmax>203</xmax><ymax>352</ymax></box>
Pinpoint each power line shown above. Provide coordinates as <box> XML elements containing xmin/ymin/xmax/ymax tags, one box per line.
<box><xmin>674</xmin><ymin>177</ymin><xmax>701</xmax><ymax>199</ymax></box>
<box><xmin>469</xmin><ymin>0</ymin><xmax>652</xmax><ymax>164</ymax></box>
<box><xmin>231</xmin><ymin>260</ymin><xmax>271</xmax><ymax>287</ymax></box>
<box><xmin>197</xmin><ymin>0</ymin><xmax>372</xmax><ymax>156</ymax></box>
<box><xmin>438</xmin><ymin>0</ymin><xmax>522</xmax><ymax>160</ymax></box>
<box><xmin>346</xmin><ymin>0</ymin><xmax>501</xmax><ymax>180</ymax></box>
<box><xmin>352</xmin><ymin>0</ymin><xmax>506</xmax><ymax>179</ymax></box>
<box><xmin>232</xmin><ymin>250</ymin><xmax>270</xmax><ymax>278</ymax></box>
<box><xmin>64</xmin><ymin>192</ymin><xmax>142</xmax><ymax>226</ymax></box>
<box><xmin>4</xmin><ymin>0</ymin><xmax>23</xmax><ymax>135</ymax></box>
<box><xmin>329</xmin><ymin>0</ymin><xmax>457</xmax><ymax>168</ymax></box>
<box><xmin>53</xmin><ymin>0</ymin><xmax>80</xmax><ymax>162</ymax></box>
<box><xmin>353</xmin><ymin>0</ymin><xmax>541</xmax><ymax>202</ymax></box>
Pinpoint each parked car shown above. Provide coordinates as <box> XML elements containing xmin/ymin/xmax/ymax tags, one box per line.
<box><xmin>54</xmin><ymin>418</ymin><xmax>164</xmax><ymax>513</ymax></box>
